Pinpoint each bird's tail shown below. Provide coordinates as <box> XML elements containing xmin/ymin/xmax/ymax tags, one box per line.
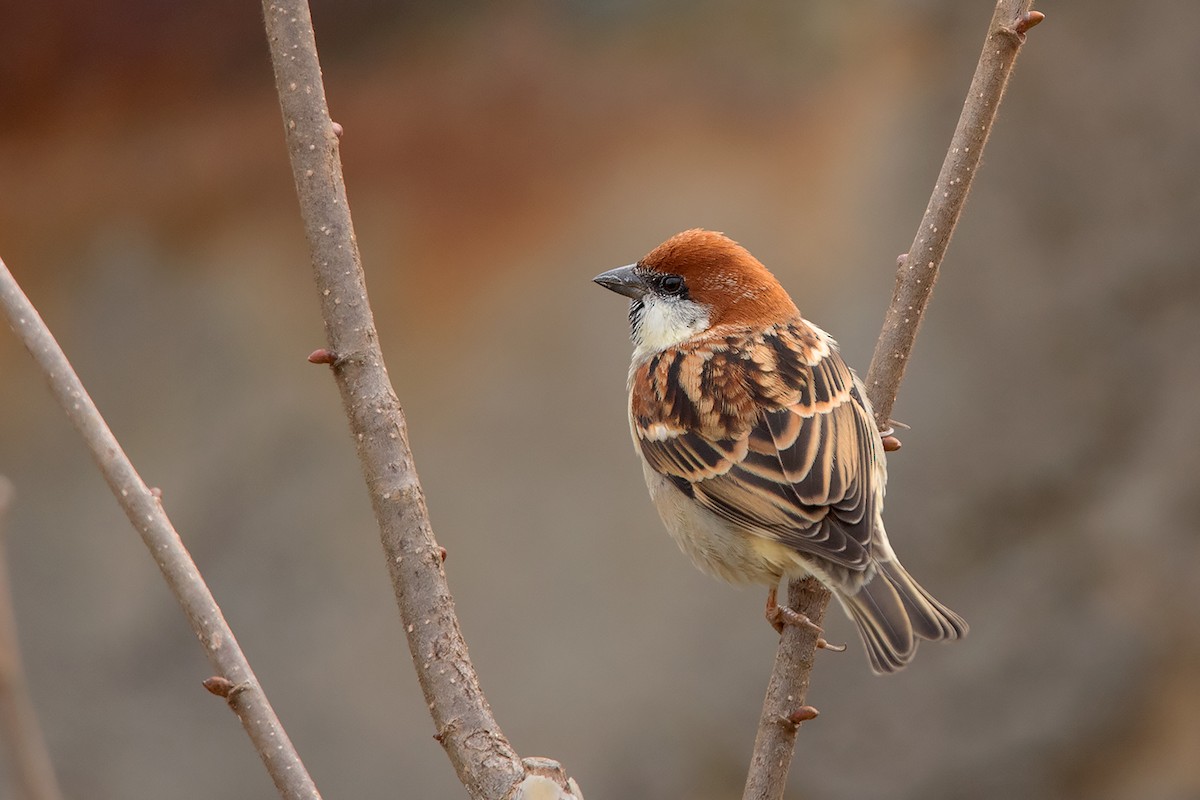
<box><xmin>838</xmin><ymin>558</ymin><xmax>968</xmax><ymax>674</ymax></box>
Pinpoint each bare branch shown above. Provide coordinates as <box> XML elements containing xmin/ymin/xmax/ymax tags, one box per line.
<box><xmin>864</xmin><ymin>1</ymin><xmax>1044</xmax><ymax>428</ymax></box>
<box><xmin>743</xmin><ymin>579</ymin><xmax>830</xmax><ymax>800</ymax></box>
<box><xmin>0</xmin><ymin>261</ymin><xmax>322</xmax><ymax>800</ymax></box>
<box><xmin>259</xmin><ymin>2</ymin><xmax>580</xmax><ymax>798</ymax></box>
<box><xmin>744</xmin><ymin>2</ymin><xmax>1043</xmax><ymax>797</ymax></box>
<box><xmin>0</xmin><ymin>478</ymin><xmax>64</xmax><ymax>800</ymax></box>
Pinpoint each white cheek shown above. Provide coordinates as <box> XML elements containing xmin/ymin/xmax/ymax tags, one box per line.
<box><xmin>632</xmin><ymin>297</ymin><xmax>710</xmax><ymax>360</ymax></box>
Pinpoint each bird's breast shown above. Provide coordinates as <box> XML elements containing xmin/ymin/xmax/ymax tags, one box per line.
<box><xmin>640</xmin><ymin>463</ymin><xmax>808</xmax><ymax>586</ymax></box>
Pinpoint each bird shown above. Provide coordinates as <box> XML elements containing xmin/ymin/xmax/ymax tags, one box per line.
<box><xmin>593</xmin><ymin>229</ymin><xmax>967</xmax><ymax>673</ymax></box>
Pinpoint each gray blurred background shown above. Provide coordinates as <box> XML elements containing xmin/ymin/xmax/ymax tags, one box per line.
<box><xmin>1</xmin><ymin>1</ymin><xmax>1198</xmax><ymax>798</ymax></box>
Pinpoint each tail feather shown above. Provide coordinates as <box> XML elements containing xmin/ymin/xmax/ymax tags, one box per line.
<box><xmin>839</xmin><ymin>559</ymin><xmax>967</xmax><ymax>674</ymax></box>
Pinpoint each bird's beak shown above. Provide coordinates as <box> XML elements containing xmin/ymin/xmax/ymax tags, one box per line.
<box><xmin>593</xmin><ymin>264</ymin><xmax>649</xmax><ymax>300</ymax></box>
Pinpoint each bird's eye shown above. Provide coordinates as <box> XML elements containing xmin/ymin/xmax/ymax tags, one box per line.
<box><xmin>661</xmin><ymin>275</ymin><xmax>685</xmax><ymax>295</ymax></box>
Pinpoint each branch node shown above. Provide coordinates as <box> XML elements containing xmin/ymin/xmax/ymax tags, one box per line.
<box><xmin>432</xmin><ymin>718</ymin><xmax>459</xmax><ymax>745</ymax></box>
<box><xmin>815</xmin><ymin>638</ymin><xmax>847</xmax><ymax>652</ymax></box>
<box><xmin>1001</xmin><ymin>11</ymin><xmax>1045</xmax><ymax>43</ymax></box>
<box><xmin>330</xmin><ymin>121</ymin><xmax>344</xmax><ymax>138</ymax></box>
<box><xmin>437</xmin><ymin>546</ymin><xmax>448</xmax><ymax>563</ymax></box>
<box><xmin>882</xmin><ymin>435</ymin><xmax>902</xmax><ymax>452</ymax></box>
<box><xmin>150</xmin><ymin>486</ymin><xmax>164</xmax><ymax>498</ymax></box>
<box><xmin>202</xmin><ymin>676</ymin><xmax>252</xmax><ymax>701</ymax></box>
<box><xmin>1014</xmin><ymin>10</ymin><xmax>1045</xmax><ymax>35</ymax></box>
<box><xmin>779</xmin><ymin>706</ymin><xmax>820</xmax><ymax>728</ymax></box>
<box><xmin>307</xmin><ymin>348</ymin><xmax>338</xmax><ymax>365</ymax></box>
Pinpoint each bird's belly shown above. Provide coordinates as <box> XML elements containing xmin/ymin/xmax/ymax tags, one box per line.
<box><xmin>643</xmin><ymin>467</ymin><xmax>809</xmax><ymax>586</ymax></box>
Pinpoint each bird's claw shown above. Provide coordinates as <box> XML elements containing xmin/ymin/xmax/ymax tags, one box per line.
<box><xmin>765</xmin><ymin>586</ymin><xmax>824</xmax><ymax>635</ymax></box>
<box><xmin>816</xmin><ymin>638</ymin><xmax>847</xmax><ymax>652</ymax></box>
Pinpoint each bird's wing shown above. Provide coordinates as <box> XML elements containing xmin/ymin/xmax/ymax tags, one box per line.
<box><xmin>633</xmin><ymin>323</ymin><xmax>880</xmax><ymax>570</ymax></box>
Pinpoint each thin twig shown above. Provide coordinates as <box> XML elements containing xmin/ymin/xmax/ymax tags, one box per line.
<box><xmin>0</xmin><ymin>478</ymin><xmax>64</xmax><ymax>800</ymax></box>
<box><xmin>865</xmin><ymin>3</ymin><xmax>1044</xmax><ymax>428</ymax></box>
<box><xmin>259</xmin><ymin>3</ymin><xmax>581</xmax><ymax>799</ymax></box>
<box><xmin>743</xmin><ymin>3</ymin><xmax>1043</xmax><ymax>798</ymax></box>
<box><xmin>0</xmin><ymin>260</ymin><xmax>322</xmax><ymax>800</ymax></box>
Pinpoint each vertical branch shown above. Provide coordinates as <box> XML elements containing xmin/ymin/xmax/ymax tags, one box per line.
<box><xmin>743</xmin><ymin>3</ymin><xmax>1043</xmax><ymax>799</ymax></box>
<box><xmin>864</xmin><ymin>3</ymin><xmax>1045</xmax><ymax>427</ymax></box>
<box><xmin>0</xmin><ymin>260</ymin><xmax>322</xmax><ymax>800</ymax></box>
<box><xmin>260</xmin><ymin>3</ymin><xmax>580</xmax><ymax>798</ymax></box>
<box><xmin>0</xmin><ymin>478</ymin><xmax>64</xmax><ymax>800</ymax></box>
<box><xmin>742</xmin><ymin>578</ymin><xmax>829</xmax><ymax>800</ymax></box>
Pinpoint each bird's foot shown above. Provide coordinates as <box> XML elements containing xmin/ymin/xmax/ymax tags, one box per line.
<box><xmin>765</xmin><ymin>585</ymin><xmax>824</xmax><ymax>635</ymax></box>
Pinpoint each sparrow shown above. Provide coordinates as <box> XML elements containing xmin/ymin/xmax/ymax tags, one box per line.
<box><xmin>594</xmin><ymin>229</ymin><xmax>967</xmax><ymax>673</ymax></box>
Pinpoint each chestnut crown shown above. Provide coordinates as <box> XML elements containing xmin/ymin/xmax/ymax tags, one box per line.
<box><xmin>636</xmin><ymin>229</ymin><xmax>799</xmax><ymax>328</ymax></box>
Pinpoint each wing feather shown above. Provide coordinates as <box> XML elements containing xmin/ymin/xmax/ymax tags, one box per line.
<box><xmin>632</xmin><ymin>322</ymin><xmax>881</xmax><ymax>572</ymax></box>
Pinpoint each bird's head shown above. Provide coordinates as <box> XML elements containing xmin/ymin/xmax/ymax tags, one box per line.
<box><xmin>594</xmin><ymin>229</ymin><xmax>799</xmax><ymax>360</ymax></box>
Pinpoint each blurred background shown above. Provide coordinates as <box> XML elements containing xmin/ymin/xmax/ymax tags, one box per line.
<box><xmin>2</xmin><ymin>1</ymin><xmax>1198</xmax><ymax>798</ymax></box>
